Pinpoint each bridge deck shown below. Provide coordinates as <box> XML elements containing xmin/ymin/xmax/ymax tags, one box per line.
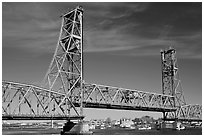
<box><xmin>163</xmin><ymin>118</ymin><xmax>202</xmax><ymax>122</ymax></box>
<box><xmin>75</xmin><ymin>102</ymin><xmax>177</xmax><ymax>112</ymax></box>
<box><xmin>2</xmin><ymin>115</ymin><xmax>84</xmax><ymax>120</ymax></box>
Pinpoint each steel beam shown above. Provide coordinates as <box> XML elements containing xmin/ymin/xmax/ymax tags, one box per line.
<box><xmin>2</xmin><ymin>115</ymin><xmax>84</xmax><ymax>120</ymax></box>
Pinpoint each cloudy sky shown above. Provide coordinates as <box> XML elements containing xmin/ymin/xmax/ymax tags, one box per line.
<box><xmin>2</xmin><ymin>2</ymin><xmax>202</xmax><ymax>120</ymax></box>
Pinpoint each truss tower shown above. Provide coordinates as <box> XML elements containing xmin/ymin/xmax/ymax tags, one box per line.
<box><xmin>42</xmin><ymin>6</ymin><xmax>83</xmax><ymax>117</ymax></box>
<box><xmin>161</xmin><ymin>47</ymin><xmax>186</xmax><ymax>119</ymax></box>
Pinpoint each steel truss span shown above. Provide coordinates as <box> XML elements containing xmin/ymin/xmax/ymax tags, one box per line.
<box><xmin>163</xmin><ymin>105</ymin><xmax>202</xmax><ymax>122</ymax></box>
<box><xmin>2</xmin><ymin>81</ymin><xmax>84</xmax><ymax>120</ymax></box>
<box><xmin>175</xmin><ymin>105</ymin><xmax>202</xmax><ymax>121</ymax></box>
<box><xmin>2</xmin><ymin>81</ymin><xmax>176</xmax><ymax>120</ymax></box>
<box><xmin>2</xmin><ymin>81</ymin><xmax>201</xmax><ymax>121</ymax></box>
<box><xmin>82</xmin><ymin>83</ymin><xmax>176</xmax><ymax>112</ymax></box>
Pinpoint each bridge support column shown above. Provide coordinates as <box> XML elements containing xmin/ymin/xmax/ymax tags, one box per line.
<box><xmin>160</xmin><ymin>112</ymin><xmax>179</xmax><ymax>129</ymax></box>
<box><xmin>160</xmin><ymin>120</ymin><xmax>182</xmax><ymax>130</ymax></box>
<box><xmin>162</xmin><ymin>112</ymin><xmax>167</xmax><ymax>121</ymax></box>
<box><xmin>160</xmin><ymin>121</ymin><xmax>176</xmax><ymax>129</ymax></box>
<box><xmin>61</xmin><ymin>120</ymin><xmax>93</xmax><ymax>135</ymax></box>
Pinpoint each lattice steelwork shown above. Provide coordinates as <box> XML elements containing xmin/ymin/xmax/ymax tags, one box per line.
<box><xmin>2</xmin><ymin>81</ymin><xmax>84</xmax><ymax>120</ymax></box>
<box><xmin>3</xmin><ymin>81</ymin><xmax>201</xmax><ymax>121</ymax></box>
<box><xmin>161</xmin><ymin>47</ymin><xmax>186</xmax><ymax>106</ymax></box>
<box><xmin>2</xmin><ymin>80</ymin><xmax>176</xmax><ymax>120</ymax></box>
<box><xmin>175</xmin><ymin>104</ymin><xmax>202</xmax><ymax>121</ymax></box>
<box><xmin>81</xmin><ymin>83</ymin><xmax>176</xmax><ymax>112</ymax></box>
<box><xmin>161</xmin><ymin>47</ymin><xmax>202</xmax><ymax>121</ymax></box>
<box><xmin>42</xmin><ymin>6</ymin><xmax>83</xmax><ymax>117</ymax></box>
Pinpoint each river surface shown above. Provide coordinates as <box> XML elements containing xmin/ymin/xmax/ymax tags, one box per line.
<box><xmin>2</xmin><ymin>127</ymin><xmax>202</xmax><ymax>135</ymax></box>
<box><xmin>93</xmin><ymin>128</ymin><xmax>202</xmax><ymax>135</ymax></box>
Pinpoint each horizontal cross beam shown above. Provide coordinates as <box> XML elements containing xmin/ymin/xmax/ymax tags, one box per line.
<box><xmin>74</xmin><ymin>102</ymin><xmax>176</xmax><ymax>112</ymax></box>
<box><xmin>2</xmin><ymin>115</ymin><xmax>84</xmax><ymax>120</ymax></box>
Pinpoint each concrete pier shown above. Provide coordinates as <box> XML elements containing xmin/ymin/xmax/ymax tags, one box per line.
<box><xmin>61</xmin><ymin>120</ymin><xmax>93</xmax><ymax>135</ymax></box>
<box><xmin>159</xmin><ymin>121</ymin><xmax>183</xmax><ymax>130</ymax></box>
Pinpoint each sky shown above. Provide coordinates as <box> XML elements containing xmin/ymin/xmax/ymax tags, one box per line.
<box><xmin>2</xmin><ymin>2</ymin><xmax>202</xmax><ymax>120</ymax></box>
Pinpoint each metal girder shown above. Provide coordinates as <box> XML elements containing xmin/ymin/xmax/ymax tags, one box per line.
<box><xmin>163</xmin><ymin>104</ymin><xmax>202</xmax><ymax>122</ymax></box>
<box><xmin>2</xmin><ymin>81</ymin><xmax>201</xmax><ymax>121</ymax></box>
<box><xmin>177</xmin><ymin>104</ymin><xmax>202</xmax><ymax>120</ymax></box>
<box><xmin>81</xmin><ymin>83</ymin><xmax>176</xmax><ymax>112</ymax></box>
<box><xmin>2</xmin><ymin>115</ymin><xmax>84</xmax><ymax>120</ymax></box>
<box><xmin>2</xmin><ymin>81</ymin><xmax>176</xmax><ymax>120</ymax></box>
<box><xmin>2</xmin><ymin>81</ymin><xmax>83</xmax><ymax>120</ymax></box>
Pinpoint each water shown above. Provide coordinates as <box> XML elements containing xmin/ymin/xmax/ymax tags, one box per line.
<box><xmin>2</xmin><ymin>127</ymin><xmax>202</xmax><ymax>135</ymax></box>
<box><xmin>93</xmin><ymin>128</ymin><xmax>202</xmax><ymax>135</ymax></box>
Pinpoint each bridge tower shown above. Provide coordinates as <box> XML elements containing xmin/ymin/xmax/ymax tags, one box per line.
<box><xmin>161</xmin><ymin>47</ymin><xmax>186</xmax><ymax>120</ymax></box>
<box><xmin>42</xmin><ymin>6</ymin><xmax>84</xmax><ymax>118</ymax></box>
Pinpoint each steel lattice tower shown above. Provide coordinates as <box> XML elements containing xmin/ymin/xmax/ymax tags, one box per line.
<box><xmin>161</xmin><ymin>47</ymin><xmax>186</xmax><ymax>119</ymax></box>
<box><xmin>42</xmin><ymin>6</ymin><xmax>83</xmax><ymax>117</ymax></box>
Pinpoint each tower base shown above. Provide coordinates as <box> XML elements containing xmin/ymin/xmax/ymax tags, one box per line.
<box><xmin>61</xmin><ymin>120</ymin><xmax>93</xmax><ymax>135</ymax></box>
<box><xmin>159</xmin><ymin>121</ymin><xmax>183</xmax><ymax>130</ymax></box>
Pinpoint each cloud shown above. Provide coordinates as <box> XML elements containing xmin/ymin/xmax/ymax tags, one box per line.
<box><xmin>82</xmin><ymin>3</ymin><xmax>201</xmax><ymax>59</ymax></box>
<box><xmin>2</xmin><ymin>2</ymin><xmax>202</xmax><ymax>59</ymax></box>
<box><xmin>104</xmin><ymin>3</ymin><xmax>149</xmax><ymax>19</ymax></box>
<box><xmin>84</xmin><ymin>24</ymin><xmax>138</xmax><ymax>52</ymax></box>
<box><xmin>2</xmin><ymin>2</ymin><xmax>61</xmax><ymax>55</ymax></box>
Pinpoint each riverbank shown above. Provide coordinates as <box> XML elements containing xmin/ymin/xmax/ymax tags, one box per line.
<box><xmin>2</xmin><ymin>127</ymin><xmax>202</xmax><ymax>135</ymax></box>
